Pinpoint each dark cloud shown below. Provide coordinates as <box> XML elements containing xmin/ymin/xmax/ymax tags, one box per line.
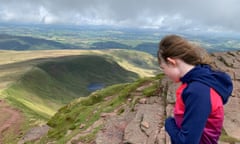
<box><xmin>0</xmin><ymin>0</ymin><xmax>239</xmax><ymax>32</ymax></box>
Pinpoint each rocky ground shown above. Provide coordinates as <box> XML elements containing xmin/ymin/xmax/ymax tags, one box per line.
<box><xmin>211</xmin><ymin>51</ymin><xmax>240</xmax><ymax>142</ymax></box>
<box><xmin>91</xmin><ymin>51</ymin><xmax>240</xmax><ymax>144</ymax></box>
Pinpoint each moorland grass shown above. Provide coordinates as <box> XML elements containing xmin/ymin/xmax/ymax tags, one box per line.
<box><xmin>45</xmin><ymin>77</ymin><xmax>153</xmax><ymax>143</ymax></box>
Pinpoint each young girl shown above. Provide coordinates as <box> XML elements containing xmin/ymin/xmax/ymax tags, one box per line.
<box><xmin>157</xmin><ymin>35</ymin><xmax>233</xmax><ymax>144</ymax></box>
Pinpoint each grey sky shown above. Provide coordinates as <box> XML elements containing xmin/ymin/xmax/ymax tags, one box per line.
<box><xmin>0</xmin><ymin>0</ymin><xmax>239</xmax><ymax>32</ymax></box>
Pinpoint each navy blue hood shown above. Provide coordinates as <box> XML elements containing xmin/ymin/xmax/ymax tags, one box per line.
<box><xmin>180</xmin><ymin>65</ymin><xmax>233</xmax><ymax>104</ymax></box>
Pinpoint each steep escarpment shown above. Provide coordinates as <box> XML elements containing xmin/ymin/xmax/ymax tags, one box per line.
<box><xmin>2</xmin><ymin>55</ymin><xmax>139</xmax><ymax>122</ymax></box>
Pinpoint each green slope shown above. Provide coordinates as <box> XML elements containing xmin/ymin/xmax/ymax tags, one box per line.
<box><xmin>37</xmin><ymin>55</ymin><xmax>139</xmax><ymax>96</ymax></box>
<box><xmin>0</xmin><ymin>49</ymin><xmax>160</xmax><ymax>143</ymax></box>
<box><xmin>2</xmin><ymin>55</ymin><xmax>139</xmax><ymax>121</ymax></box>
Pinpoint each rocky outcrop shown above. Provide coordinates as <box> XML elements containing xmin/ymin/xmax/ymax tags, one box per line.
<box><xmin>95</xmin><ymin>81</ymin><xmax>167</xmax><ymax>144</ymax></box>
<box><xmin>211</xmin><ymin>51</ymin><xmax>240</xmax><ymax>141</ymax></box>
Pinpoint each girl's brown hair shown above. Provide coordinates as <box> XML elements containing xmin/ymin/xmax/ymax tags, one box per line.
<box><xmin>158</xmin><ymin>34</ymin><xmax>212</xmax><ymax>66</ymax></box>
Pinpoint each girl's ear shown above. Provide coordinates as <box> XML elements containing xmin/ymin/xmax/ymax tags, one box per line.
<box><xmin>166</xmin><ymin>57</ymin><xmax>177</xmax><ymax>66</ymax></box>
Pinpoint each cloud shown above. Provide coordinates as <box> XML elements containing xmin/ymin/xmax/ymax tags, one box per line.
<box><xmin>0</xmin><ymin>0</ymin><xmax>239</xmax><ymax>32</ymax></box>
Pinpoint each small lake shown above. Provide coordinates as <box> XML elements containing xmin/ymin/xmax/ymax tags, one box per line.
<box><xmin>87</xmin><ymin>83</ymin><xmax>105</xmax><ymax>92</ymax></box>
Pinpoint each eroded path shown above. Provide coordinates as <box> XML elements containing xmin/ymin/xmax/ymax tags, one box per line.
<box><xmin>0</xmin><ymin>100</ymin><xmax>24</xmax><ymax>143</ymax></box>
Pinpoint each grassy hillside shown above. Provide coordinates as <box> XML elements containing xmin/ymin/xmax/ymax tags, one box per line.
<box><xmin>108</xmin><ymin>49</ymin><xmax>158</xmax><ymax>69</ymax></box>
<box><xmin>2</xmin><ymin>55</ymin><xmax>139</xmax><ymax>120</ymax></box>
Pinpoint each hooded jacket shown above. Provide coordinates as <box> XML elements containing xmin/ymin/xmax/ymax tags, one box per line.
<box><xmin>165</xmin><ymin>64</ymin><xmax>233</xmax><ymax>144</ymax></box>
